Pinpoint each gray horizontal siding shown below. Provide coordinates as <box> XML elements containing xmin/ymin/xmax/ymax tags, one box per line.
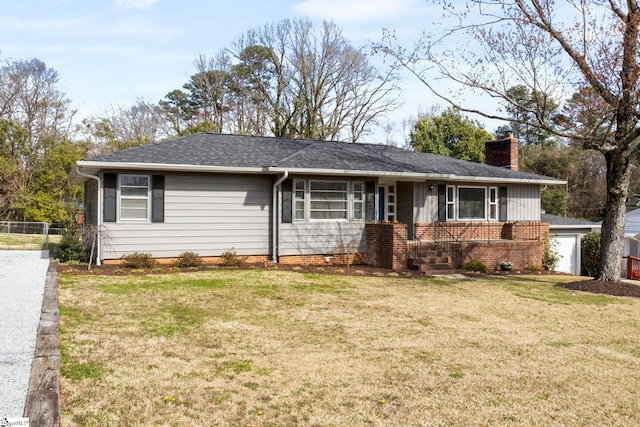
<box><xmin>279</xmin><ymin>222</ymin><xmax>365</xmax><ymax>256</ymax></box>
<box><xmin>102</xmin><ymin>173</ymin><xmax>272</xmax><ymax>259</ymax></box>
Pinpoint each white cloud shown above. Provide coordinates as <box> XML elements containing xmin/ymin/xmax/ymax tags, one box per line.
<box><xmin>115</xmin><ymin>0</ymin><xmax>159</xmax><ymax>10</ymax></box>
<box><xmin>293</xmin><ymin>0</ymin><xmax>422</xmax><ymax>24</ymax></box>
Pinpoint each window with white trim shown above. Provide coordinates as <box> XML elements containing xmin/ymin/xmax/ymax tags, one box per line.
<box><xmin>310</xmin><ymin>180</ymin><xmax>348</xmax><ymax>220</ymax></box>
<box><xmin>446</xmin><ymin>185</ymin><xmax>455</xmax><ymax>221</ymax></box>
<box><xmin>488</xmin><ymin>187</ymin><xmax>498</xmax><ymax>220</ymax></box>
<box><xmin>352</xmin><ymin>182</ymin><xmax>364</xmax><ymax>221</ymax></box>
<box><xmin>119</xmin><ymin>175</ymin><xmax>150</xmax><ymax>220</ymax></box>
<box><xmin>294</xmin><ymin>179</ymin><xmax>306</xmax><ymax>221</ymax></box>
<box><xmin>387</xmin><ymin>185</ymin><xmax>396</xmax><ymax>221</ymax></box>
<box><xmin>458</xmin><ymin>187</ymin><xmax>486</xmax><ymax>220</ymax></box>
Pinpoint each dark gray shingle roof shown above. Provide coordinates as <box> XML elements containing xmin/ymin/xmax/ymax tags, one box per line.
<box><xmin>81</xmin><ymin>133</ymin><xmax>563</xmax><ymax>183</ymax></box>
<box><xmin>542</xmin><ymin>213</ymin><xmax>601</xmax><ymax>227</ymax></box>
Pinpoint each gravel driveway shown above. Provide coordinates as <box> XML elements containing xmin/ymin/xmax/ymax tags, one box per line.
<box><xmin>0</xmin><ymin>250</ymin><xmax>50</xmax><ymax>418</ymax></box>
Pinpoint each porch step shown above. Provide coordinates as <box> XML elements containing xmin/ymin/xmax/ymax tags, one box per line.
<box><xmin>407</xmin><ymin>242</ymin><xmax>456</xmax><ymax>273</ymax></box>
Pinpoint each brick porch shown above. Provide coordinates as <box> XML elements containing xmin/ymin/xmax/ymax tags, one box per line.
<box><xmin>366</xmin><ymin>221</ymin><xmax>549</xmax><ymax>272</ymax></box>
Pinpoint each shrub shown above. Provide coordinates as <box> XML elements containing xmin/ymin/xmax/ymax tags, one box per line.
<box><xmin>219</xmin><ymin>248</ymin><xmax>247</xmax><ymax>267</ymax></box>
<box><xmin>581</xmin><ymin>232</ymin><xmax>601</xmax><ymax>277</ymax></box>
<box><xmin>120</xmin><ymin>252</ymin><xmax>155</xmax><ymax>269</ymax></box>
<box><xmin>174</xmin><ymin>251</ymin><xmax>203</xmax><ymax>268</ymax></box>
<box><xmin>542</xmin><ymin>233</ymin><xmax>560</xmax><ymax>271</ymax></box>
<box><xmin>462</xmin><ymin>259</ymin><xmax>488</xmax><ymax>272</ymax></box>
<box><xmin>55</xmin><ymin>227</ymin><xmax>87</xmax><ymax>263</ymax></box>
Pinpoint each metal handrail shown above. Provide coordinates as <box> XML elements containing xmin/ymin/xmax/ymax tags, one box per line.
<box><xmin>434</xmin><ymin>222</ymin><xmax>463</xmax><ymax>268</ymax></box>
<box><xmin>408</xmin><ymin>229</ymin><xmax>423</xmax><ymax>271</ymax></box>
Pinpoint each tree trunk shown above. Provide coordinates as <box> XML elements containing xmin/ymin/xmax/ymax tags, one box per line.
<box><xmin>597</xmin><ymin>151</ymin><xmax>633</xmax><ymax>282</ymax></box>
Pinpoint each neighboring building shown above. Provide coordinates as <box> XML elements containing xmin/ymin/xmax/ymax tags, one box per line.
<box><xmin>72</xmin><ymin>132</ymin><xmax>564</xmax><ymax>269</ymax></box>
<box><xmin>543</xmin><ymin>213</ymin><xmax>601</xmax><ymax>275</ymax></box>
<box><xmin>623</xmin><ymin>208</ymin><xmax>640</xmax><ymax>258</ymax></box>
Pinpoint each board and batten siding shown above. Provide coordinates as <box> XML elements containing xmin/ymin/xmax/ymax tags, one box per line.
<box><xmin>413</xmin><ymin>182</ymin><xmax>541</xmax><ymax>223</ymax></box>
<box><xmin>102</xmin><ymin>173</ymin><xmax>272</xmax><ymax>259</ymax></box>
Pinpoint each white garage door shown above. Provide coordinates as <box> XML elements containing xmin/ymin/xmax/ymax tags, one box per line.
<box><xmin>552</xmin><ymin>234</ymin><xmax>579</xmax><ymax>275</ymax></box>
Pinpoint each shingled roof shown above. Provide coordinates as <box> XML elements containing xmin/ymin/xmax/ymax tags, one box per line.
<box><xmin>75</xmin><ymin>133</ymin><xmax>564</xmax><ymax>184</ymax></box>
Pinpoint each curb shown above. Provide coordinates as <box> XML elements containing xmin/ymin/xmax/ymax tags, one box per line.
<box><xmin>23</xmin><ymin>259</ymin><xmax>60</xmax><ymax>427</ymax></box>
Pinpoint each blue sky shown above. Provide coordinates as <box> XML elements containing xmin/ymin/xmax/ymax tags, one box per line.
<box><xmin>0</xmin><ymin>0</ymin><xmax>469</xmax><ymax>142</ymax></box>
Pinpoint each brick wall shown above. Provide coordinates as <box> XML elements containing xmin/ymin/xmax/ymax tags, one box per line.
<box><xmin>416</xmin><ymin>222</ymin><xmax>548</xmax><ymax>241</ymax></box>
<box><xmin>278</xmin><ymin>253</ymin><xmax>366</xmax><ymax>266</ymax></box>
<box><xmin>365</xmin><ymin>223</ymin><xmax>408</xmax><ymax>270</ymax></box>
<box><xmin>460</xmin><ymin>240</ymin><xmax>544</xmax><ymax>270</ymax></box>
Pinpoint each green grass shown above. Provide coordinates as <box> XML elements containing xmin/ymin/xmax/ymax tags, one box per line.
<box><xmin>58</xmin><ymin>270</ymin><xmax>640</xmax><ymax>426</ymax></box>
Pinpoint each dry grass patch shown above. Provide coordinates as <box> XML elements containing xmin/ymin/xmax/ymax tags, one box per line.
<box><xmin>0</xmin><ymin>232</ymin><xmax>59</xmax><ymax>250</ymax></box>
<box><xmin>59</xmin><ymin>270</ymin><xmax>640</xmax><ymax>426</ymax></box>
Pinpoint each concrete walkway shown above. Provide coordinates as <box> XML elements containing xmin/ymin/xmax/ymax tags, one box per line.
<box><xmin>0</xmin><ymin>250</ymin><xmax>50</xmax><ymax>419</ymax></box>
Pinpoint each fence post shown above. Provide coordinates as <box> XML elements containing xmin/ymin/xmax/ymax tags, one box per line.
<box><xmin>44</xmin><ymin>222</ymin><xmax>49</xmax><ymax>250</ymax></box>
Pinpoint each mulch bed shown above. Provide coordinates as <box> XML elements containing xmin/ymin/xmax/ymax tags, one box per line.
<box><xmin>560</xmin><ymin>279</ymin><xmax>640</xmax><ymax>298</ymax></box>
<box><xmin>56</xmin><ymin>262</ymin><xmax>427</xmax><ymax>279</ymax></box>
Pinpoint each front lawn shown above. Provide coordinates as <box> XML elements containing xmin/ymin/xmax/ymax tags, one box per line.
<box><xmin>59</xmin><ymin>270</ymin><xmax>640</xmax><ymax>426</ymax></box>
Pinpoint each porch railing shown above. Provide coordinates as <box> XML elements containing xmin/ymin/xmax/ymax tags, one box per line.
<box><xmin>434</xmin><ymin>222</ymin><xmax>463</xmax><ymax>268</ymax></box>
<box><xmin>407</xmin><ymin>230</ymin><xmax>423</xmax><ymax>271</ymax></box>
<box><xmin>627</xmin><ymin>256</ymin><xmax>640</xmax><ymax>280</ymax></box>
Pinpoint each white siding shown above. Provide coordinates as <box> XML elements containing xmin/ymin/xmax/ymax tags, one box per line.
<box><xmin>102</xmin><ymin>174</ymin><xmax>272</xmax><ymax>259</ymax></box>
<box><xmin>279</xmin><ymin>221</ymin><xmax>365</xmax><ymax>256</ymax></box>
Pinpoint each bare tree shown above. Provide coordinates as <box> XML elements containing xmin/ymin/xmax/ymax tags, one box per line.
<box><xmin>184</xmin><ymin>18</ymin><xmax>400</xmax><ymax>141</ymax></box>
<box><xmin>378</xmin><ymin>1</ymin><xmax>640</xmax><ymax>282</ymax></box>
<box><xmin>81</xmin><ymin>98</ymin><xmax>166</xmax><ymax>154</ymax></box>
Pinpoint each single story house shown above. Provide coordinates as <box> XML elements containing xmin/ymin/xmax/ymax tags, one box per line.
<box><xmin>542</xmin><ymin>213</ymin><xmax>601</xmax><ymax>275</ymax></box>
<box><xmin>72</xmin><ymin>132</ymin><xmax>564</xmax><ymax>269</ymax></box>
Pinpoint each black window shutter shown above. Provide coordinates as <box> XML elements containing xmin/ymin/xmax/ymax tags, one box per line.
<box><xmin>281</xmin><ymin>179</ymin><xmax>292</xmax><ymax>224</ymax></box>
<box><xmin>437</xmin><ymin>184</ymin><xmax>446</xmax><ymax>222</ymax></box>
<box><xmin>152</xmin><ymin>175</ymin><xmax>165</xmax><ymax>223</ymax></box>
<box><xmin>103</xmin><ymin>173</ymin><xmax>117</xmax><ymax>223</ymax></box>
<box><xmin>499</xmin><ymin>186</ymin><xmax>508</xmax><ymax>222</ymax></box>
<box><xmin>365</xmin><ymin>181</ymin><xmax>376</xmax><ymax>222</ymax></box>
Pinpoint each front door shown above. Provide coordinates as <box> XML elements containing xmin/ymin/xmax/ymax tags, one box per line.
<box><xmin>378</xmin><ymin>184</ymin><xmax>396</xmax><ymax>222</ymax></box>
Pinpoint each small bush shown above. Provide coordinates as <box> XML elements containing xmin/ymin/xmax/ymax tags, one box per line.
<box><xmin>220</xmin><ymin>248</ymin><xmax>247</xmax><ymax>267</ymax></box>
<box><xmin>174</xmin><ymin>251</ymin><xmax>203</xmax><ymax>268</ymax></box>
<box><xmin>462</xmin><ymin>259</ymin><xmax>488</xmax><ymax>272</ymax></box>
<box><xmin>55</xmin><ymin>227</ymin><xmax>87</xmax><ymax>263</ymax></box>
<box><xmin>524</xmin><ymin>265</ymin><xmax>544</xmax><ymax>272</ymax></box>
<box><xmin>582</xmin><ymin>232</ymin><xmax>601</xmax><ymax>277</ymax></box>
<box><xmin>542</xmin><ymin>233</ymin><xmax>560</xmax><ymax>271</ymax></box>
<box><xmin>121</xmin><ymin>252</ymin><xmax>155</xmax><ymax>269</ymax></box>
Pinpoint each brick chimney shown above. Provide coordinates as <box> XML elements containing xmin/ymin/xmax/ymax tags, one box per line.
<box><xmin>485</xmin><ymin>131</ymin><xmax>519</xmax><ymax>171</ymax></box>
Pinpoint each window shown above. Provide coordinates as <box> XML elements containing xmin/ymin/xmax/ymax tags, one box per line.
<box><xmin>353</xmin><ymin>182</ymin><xmax>364</xmax><ymax>221</ymax></box>
<box><xmin>310</xmin><ymin>181</ymin><xmax>348</xmax><ymax>220</ymax></box>
<box><xmin>387</xmin><ymin>185</ymin><xmax>396</xmax><ymax>221</ymax></box>
<box><xmin>446</xmin><ymin>185</ymin><xmax>455</xmax><ymax>221</ymax></box>
<box><xmin>119</xmin><ymin>175</ymin><xmax>149</xmax><ymax>220</ymax></box>
<box><xmin>294</xmin><ymin>179</ymin><xmax>306</xmax><ymax>221</ymax></box>
<box><xmin>488</xmin><ymin>187</ymin><xmax>498</xmax><ymax>220</ymax></box>
<box><xmin>458</xmin><ymin>187</ymin><xmax>486</xmax><ymax>220</ymax></box>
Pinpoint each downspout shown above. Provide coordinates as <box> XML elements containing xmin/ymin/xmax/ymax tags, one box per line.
<box><xmin>272</xmin><ymin>171</ymin><xmax>289</xmax><ymax>263</ymax></box>
<box><xmin>75</xmin><ymin>166</ymin><xmax>102</xmax><ymax>266</ymax></box>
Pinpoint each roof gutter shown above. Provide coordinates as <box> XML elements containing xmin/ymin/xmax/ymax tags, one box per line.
<box><xmin>74</xmin><ymin>161</ymin><xmax>565</xmax><ymax>186</ymax></box>
<box><xmin>272</xmin><ymin>171</ymin><xmax>289</xmax><ymax>263</ymax></box>
<box><xmin>74</xmin><ymin>166</ymin><xmax>102</xmax><ymax>266</ymax></box>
